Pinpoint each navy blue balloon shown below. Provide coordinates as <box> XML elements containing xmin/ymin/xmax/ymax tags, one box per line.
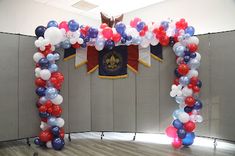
<box><xmin>84</xmin><ymin>36</ymin><xmax>90</xmax><ymax>43</ymax></box>
<box><xmin>88</xmin><ymin>27</ymin><xmax>98</xmax><ymax>38</ymax></box>
<box><xmin>47</xmin><ymin>20</ymin><xmax>58</xmax><ymax>28</ymax></box>
<box><xmin>190</xmin><ymin>53</ymin><xmax>196</xmax><ymax>58</ymax></box>
<box><xmin>169</xmin><ymin>37</ymin><xmax>175</xmax><ymax>47</ymax></box>
<box><xmin>194</xmin><ymin>100</ymin><xmax>203</xmax><ymax>110</ymax></box>
<box><xmin>136</xmin><ymin>21</ymin><xmax>145</xmax><ymax>32</ymax></box>
<box><xmin>177</xmin><ymin>128</ymin><xmax>187</xmax><ymax>139</ymax></box>
<box><xmin>122</xmin><ymin>33</ymin><xmax>127</xmax><ymax>38</ymax></box>
<box><xmin>173</xmin><ymin>119</ymin><xmax>183</xmax><ymax>129</ymax></box>
<box><xmin>35</xmin><ymin>26</ymin><xmax>46</xmax><ymax>38</ymax></box>
<box><xmin>68</xmin><ymin>20</ymin><xmax>79</xmax><ymax>32</ymax></box>
<box><xmin>105</xmin><ymin>40</ymin><xmax>115</xmax><ymax>50</ymax></box>
<box><xmin>51</xmin><ymin>126</ymin><xmax>60</xmax><ymax>136</ymax></box>
<box><xmin>197</xmin><ymin>80</ymin><xmax>202</xmax><ymax>88</ymax></box>
<box><xmin>161</xmin><ymin>21</ymin><xmax>169</xmax><ymax>30</ymax></box>
<box><xmin>184</xmin><ymin>106</ymin><xmax>193</xmax><ymax>113</ymax></box>
<box><xmin>115</xmin><ymin>23</ymin><xmax>126</xmax><ymax>35</ymax></box>
<box><xmin>184</xmin><ymin>55</ymin><xmax>190</xmax><ymax>63</ymax></box>
<box><xmin>39</xmin><ymin>58</ymin><xmax>50</xmax><ymax>69</ymax></box>
<box><xmin>185</xmin><ymin>26</ymin><xmax>195</xmax><ymax>36</ymax></box>
<box><xmin>174</xmin><ymin>68</ymin><xmax>182</xmax><ymax>78</ymax></box>
<box><xmin>184</xmin><ymin>51</ymin><xmax>191</xmax><ymax>56</ymax></box>
<box><xmin>52</xmin><ymin>138</ymin><xmax>65</xmax><ymax>150</ymax></box>
<box><xmin>39</xmin><ymin>112</ymin><xmax>48</xmax><ymax>118</ymax></box>
<box><xmin>36</xmin><ymin>87</ymin><xmax>46</xmax><ymax>97</ymax></box>
<box><xmin>34</xmin><ymin>138</ymin><xmax>40</xmax><ymax>145</ymax></box>
<box><xmin>182</xmin><ymin>132</ymin><xmax>195</xmax><ymax>146</ymax></box>
<box><xmin>126</xmin><ymin>35</ymin><xmax>132</xmax><ymax>41</ymax></box>
<box><xmin>81</xmin><ymin>42</ymin><xmax>87</xmax><ymax>48</ymax></box>
<box><xmin>121</xmin><ymin>38</ymin><xmax>126</xmax><ymax>44</ymax></box>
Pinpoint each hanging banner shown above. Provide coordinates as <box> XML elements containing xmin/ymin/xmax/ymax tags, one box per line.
<box><xmin>75</xmin><ymin>48</ymin><xmax>87</xmax><ymax>68</ymax></box>
<box><xmin>63</xmin><ymin>47</ymin><xmax>76</xmax><ymax>61</ymax></box>
<box><xmin>87</xmin><ymin>46</ymin><xmax>98</xmax><ymax>73</ymax></box>
<box><xmin>139</xmin><ymin>46</ymin><xmax>151</xmax><ymax>67</ymax></box>
<box><xmin>150</xmin><ymin>44</ymin><xmax>163</xmax><ymax>62</ymax></box>
<box><xmin>127</xmin><ymin>45</ymin><xmax>139</xmax><ymax>73</ymax></box>
<box><xmin>98</xmin><ymin>45</ymin><xmax>127</xmax><ymax>79</ymax></box>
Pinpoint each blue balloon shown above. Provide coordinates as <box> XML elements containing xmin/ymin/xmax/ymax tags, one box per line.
<box><xmin>48</xmin><ymin>117</ymin><xmax>57</xmax><ymax>126</ymax></box>
<box><xmin>172</xmin><ymin>109</ymin><xmax>184</xmax><ymax>119</ymax></box>
<box><xmin>88</xmin><ymin>27</ymin><xmax>98</xmax><ymax>38</ymax></box>
<box><xmin>185</xmin><ymin>26</ymin><xmax>195</xmax><ymax>36</ymax></box>
<box><xmin>53</xmin><ymin>53</ymin><xmax>60</xmax><ymax>60</ymax></box>
<box><xmin>39</xmin><ymin>112</ymin><xmax>49</xmax><ymax>118</ymax></box>
<box><xmin>132</xmin><ymin>36</ymin><xmax>142</xmax><ymax>45</ymax></box>
<box><xmin>173</xmin><ymin>119</ymin><xmax>183</xmax><ymax>129</ymax></box>
<box><xmin>177</xmin><ymin>128</ymin><xmax>187</xmax><ymax>139</ymax></box>
<box><xmin>194</xmin><ymin>100</ymin><xmax>203</xmax><ymax>110</ymax></box>
<box><xmin>179</xmin><ymin>76</ymin><xmax>190</xmax><ymax>86</ymax></box>
<box><xmin>68</xmin><ymin>19</ymin><xmax>79</xmax><ymax>32</ymax></box>
<box><xmin>121</xmin><ymin>38</ymin><xmax>126</xmax><ymax>44</ymax></box>
<box><xmin>175</xmin><ymin>96</ymin><xmax>184</xmax><ymax>104</ymax></box>
<box><xmin>81</xmin><ymin>42</ymin><xmax>87</xmax><ymax>48</ymax></box>
<box><xmin>184</xmin><ymin>106</ymin><xmax>193</xmax><ymax>113</ymax></box>
<box><xmin>115</xmin><ymin>23</ymin><xmax>126</xmax><ymax>35</ymax></box>
<box><xmin>189</xmin><ymin>59</ymin><xmax>200</xmax><ymax>69</ymax></box>
<box><xmin>184</xmin><ymin>51</ymin><xmax>191</xmax><ymax>56</ymax></box>
<box><xmin>126</xmin><ymin>35</ymin><xmax>132</xmax><ymax>41</ymax></box>
<box><xmin>174</xmin><ymin>68</ymin><xmax>182</xmax><ymax>78</ymax></box>
<box><xmin>51</xmin><ymin>126</ymin><xmax>60</xmax><ymax>136</ymax></box>
<box><xmin>122</xmin><ymin>33</ymin><xmax>127</xmax><ymax>38</ymax></box>
<box><xmin>47</xmin><ymin>20</ymin><xmax>58</xmax><ymax>28</ymax></box>
<box><xmin>47</xmin><ymin>54</ymin><xmax>54</xmax><ymax>61</ymax></box>
<box><xmin>184</xmin><ymin>55</ymin><xmax>190</xmax><ymax>63</ymax></box>
<box><xmin>136</xmin><ymin>21</ymin><xmax>145</xmax><ymax>32</ymax></box>
<box><xmin>105</xmin><ymin>40</ymin><xmax>115</xmax><ymax>50</ymax></box>
<box><xmin>175</xmin><ymin>45</ymin><xmax>186</xmax><ymax>56</ymax></box>
<box><xmin>61</xmin><ymin>40</ymin><xmax>71</xmax><ymax>49</ymax></box>
<box><xmin>39</xmin><ymin>58</ymin><xmax>50</xmax><ymax>69</ymax></box>
<box><xmin>35</xmin><ymin>26</ymin><xmax>46</xmax><ymax>38</ymax></box>
<box><xmin>39</xmin><ymin>96</ymin><xmax>47</xmax><ymax>104</ymax></box>
<box><xmin>84</xmin><ymin>36</ymin><xmax>90</xmax><ymax>43</ymax></box>
<box><xmin>45</xmin><ymin>87</ymin><xmax>58</xmax><ymax>99</ymax></box>
<box><xmin>36</xmin><ymin>87</ymin><xmax>46</xmax><ymax>97</ymax></box>
<box><xmin>197</xmin><ymin>80</ymin><xmax>202</xmax><ymax>88</ymax></box>
<box><xmin>182</xmin><ymin>132</ymin><xmax>195</xmax><ymax>146</ymax></box>
<box><xmin>49</xmin><ymin>64</ymin><xmax>58</xmax><ymax>72</ymax></box>
<box><xmin>161</xmin><ymin>21</ymin><xmax>169</xmax><ymax>30</ymax></box>
<box><xmin>52</xmin><ymin>138</ymin><xmax>65</xmax><ymax>150</ymax></box>
<box><xmin>34</xmin><ymin>138</ymin><xmax>40</xmax><ymax>145</ymax></box>
<box><xmin>190</xmin><ymin>52</ymin><xmax>196</xmax><ymax>58</ymax></box>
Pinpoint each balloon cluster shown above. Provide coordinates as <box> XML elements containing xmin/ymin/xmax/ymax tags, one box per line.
<box><xmin>33</xmin><ymin>27</ymin><xmax>65</xmax><ymax>150</ymax></box>
<box><xmin>35</xmin><ymin>18</ymin><xmax>202</xmax><ymax>149</ymax></box>
<box><xmin>165</xmin><ymin>19</ymin><xmax>202</xmax><ymax>149</ymax></box>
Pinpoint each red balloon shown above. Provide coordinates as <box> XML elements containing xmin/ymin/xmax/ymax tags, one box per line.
<box><xmin>190</xmin><ymin>77</ymin><xmax>199</xmax><ymax>85</ymax></box>
<box><xmin>185</xmin><ymin>96</ymin><xmax>196</xmax><ymax>106</ymax></box>
<box><xmin>52</xmin><ymin>105</ymin><xmax>62</xmax><ymax>117</ymax></box>
<box><xmin>184</xmin><ymin>121</ymin><xmax>196</xmax><ymax>132</ymax></box>
<box><xmin>100</xmin><ymin>23</ymin><xmax>108</xmax><ymax>29</ymax></box>
<box><xmin>188</xmin><ymin>84</ymin><xmax>193</xmax><ymax>89</ymax></box>
<box><xmin>59</xmin><ymin>21</ymin><xmax>69</xmax><ymax>32</ymax></box>
<box><xmin>143</xmin><ymin>25</ymin><xmax>148</xmax><ymax>32</ymax></box>
<box><xmin>39</xmin><ymin>130</ymin><xmax>52</xmax><ymax>142</ymax></box>
<box><xmin>176</xmin><ymin>18</ymin><xmax>188</xmax><ymax>30</ymax></box>
<box><xmin>172</xmin><ymin>137</ymin><xmax>182</xmax><ymax>149</ymax></box>
<box><xmin>35</xmin><ymin>78</ymin><xmax>46</xmax><ymax>87</ymax></box>
<box><xmin>42</xmin><ymin>49</ymin><xmax>52</xmax><ymax>57</ymax></box>
<box><xmin>131</xmin><ymin>17</ymin><xmax>141</xmax><ymax>27</ymax></box>
<box><xmin>47</xmin><ymin>107</ymin><xmax>53</xmax><ymax>114</ymax></box>
<box><xmin>41</xmin><ymin>118</ymin><xmax>48</xmax><ymax>122</ymax></box>
<box><xmin>193</xmin><ymin>86</ymin><xmax>200</xmax><ymax>93</ymax></box>
<box><xmin>45</xmin><ymin>44</ymin><xmax>51</xmax><ymax>51</ymax></box>
<box><xmin>178</xmin><ymin>64</ymin><xmax>189</xmax><ymax>75</ymax></box>
<box><xmin>112</xmin><ymin>33</ymin><xmax>121</xmax><ymax>42</ymax></box>
<box><xmin>165</xmin><ymin>126</ymin><xmax>177</xmax><ymax>138</ymax></box>
<box><xmin>139</xmin><ymin>30</ymin><xmax>146</xmax><ymax>37</ymax></box>
<box><xmin>44</xmin><ymin>100</ymin><xmax>53</xmax><ymax>108</ymax></box>
<box><xmin>39</xmin><ymin>105</ymin><xmax>47</xmax><ymax>113</ymax></box>
<box><xmin>57</xmin><ymin>75</ymin><xmax>64</xmax><ymax>83</ymax></box>
<box><xmin>102</xmin><ymin>27</ymin><xmax>113</xmax><ymax>39</ymax></box>
<box><xmin>187</xmin><ymin>43</ymin><xmax>198</xmax><ymax>53</ymax></box>
<box><xmin>59</xmin><ymin>128</ymin><xmax>65</xmax><ymax>138</ymax></box>
<box><xmin>50</xmin><ymin>77</ymin><xmax>58</xmax><ymax>85</ymax></box>
<box><xmin>159</xmin><ymin>35</ymin><xmax>169</xmax><ymax>46</ymax></box>
<box><xmin>72</xmin><ymin>42</ymin><xmax>80</xmax><ymax>49</ymax></box>
<box><xmin>54</xmin><ymin>83</ymin><xmax>62</xmax><ymax>90</ymax></box>
<box><xmin>174</xmin><ymin>78</ymin><xmax>180</xmax><ymax>85</ymax></box>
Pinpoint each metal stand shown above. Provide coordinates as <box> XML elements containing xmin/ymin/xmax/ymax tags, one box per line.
<box><xmin>26</xmin><ymin>138</ymin><xmax>30</xmax><ymax>146</ymax></box>
<box><xmin>133</xmin><ymin>132</ymin><xmax>136</xmax><ymax>141</ymax></box>
<box><xmin>68</xmin><ymin>133</ymin><xmax>72</xmax><ymax>142</ymax></box>
<box><xmin>101</xmin><ymin>132</ymin><xmax>104</xmax><ymax>140</ymax></box>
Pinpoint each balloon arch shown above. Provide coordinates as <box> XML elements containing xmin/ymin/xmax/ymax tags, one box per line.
<box><xmin>33</xmin><ymin>18</ymin><xmax>202</xmax><ymax>150</ymax></box>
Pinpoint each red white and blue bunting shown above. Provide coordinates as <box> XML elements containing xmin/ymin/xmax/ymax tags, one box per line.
<box><xmin>33</xmin><ymin>18</ymin><xmax>202</xmax><ymax>150</ymax></box>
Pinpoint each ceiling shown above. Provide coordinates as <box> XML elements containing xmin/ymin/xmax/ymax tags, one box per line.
<box><xmin>34</xmin><ymin>0</ymin><xmax>164</xmax><ymax>20</ymax></box>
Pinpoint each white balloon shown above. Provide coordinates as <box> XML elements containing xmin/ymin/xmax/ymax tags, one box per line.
<box><xmin>46</xmin><ymin>141</ymin><xmax>53</xmax><ymax>148</ymax></box>
<box><xmin>77</xmin><ymin>38</ymin><xmax>84</xmax><ymax>44</ymax></box>
<box><xmin>140</xmin><ymin>38</ymin><xmax>150</xmax><ymax>48</ymax></box>
<box><xmin>56</xmin><ymin>118</ymin><xmax>65</xmax><ymax>128</ymax></box>
<box><xmin>178</xmin><ymin>112</ymin><xmax>190</xmax><ymax>123</ymax></box>
<box><xmin>179</xmin><ymin>103</ymin><xmax>186</xmax><ymax>109</ymax></box>
<box><xmin>34</xmin><ymin>40</ymin><xmax>42</xmax><ymax>47</ymax></box>
<box><xmin>187</xmin><ymin>36</ymin><xmax>199</xmax><ymax>45</ymax></box>
<box><xmin>50</xmin><ymin>45</ymin><xmax>55</xmax><ymax>51</ymax></box>
<box><xmin>70</xmin><ymin>38</ymin><xmax>76</xmax><ymax>44</ymax></box>
<box><xmin>42</xmin><ymin>39</ymin><xmax>50</xmax><ymax>46</ymax></box>
<box><xmin>35</xmin><ymin>67</ymin><xmax>41</xmax><ymax>77</ymax></box>
<box><xmin>173</xmin><ymin>42</ymin><xmax>182</xmax><ymax>52</ymax></box>
<box><xmin>150</xmin><ymin>38</ymin><xmax>159</xmax><ymax>46</ymax></box>
<box><xmin>51</xmin><ymin>94</ymin><xmax>63</xmax><ymax>105</ymax></box>
<box><xmin>44</xmin><ymin>27</ymin><xmax>63</xmax><ymax>45</ymax></box>
<box><xmin>40</xmin><ymin>69</ymin><xmax>51</xmax><ymax>80</ymax></box>
<box><xmin>33</xmin><ymin>52</ymin><xmax>44</xmax><ymax>63</ymax></box>
<box><xmin>40</xmin><ymin>121</ymin><xmax>49</xmax><ymax>131</ymax></box>
<box><xmin>196</xmin><ymin>115</ymin><xmax>203</xmax><ymax>123</ymax></box>
<box><xmin>187</xmin><ymin>69</ymin><xmax>199</xmax><ymax>78</ymax></box>
<box><xmin>182</xmin><ymin>86</ymin><xmax>193</xmax><ymax>97</ymax></box>
<box><xmin>39</xmin><ymin>46</ymin><xmax>46</xmax><ymax>51</ymax></box>
<box><xmin>195</xmin><ymin>52</ymin><xmax>201</xmax><ymax>61</ymax></box>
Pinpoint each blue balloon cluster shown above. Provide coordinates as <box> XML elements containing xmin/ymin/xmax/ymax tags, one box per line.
<box><xmin>68</xmin><ymin>19</ymin><xmax>79</xmax><ymax>32</ymax></box>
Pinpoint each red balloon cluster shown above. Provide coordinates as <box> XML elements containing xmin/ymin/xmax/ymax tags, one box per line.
<box><xmin>176</xmin><ymin>18</ymin><xmax>188</xmax><ymax>30</ymax></box>
<box><xmin>153</xmin><ymin>26</ymin><xmax>169</xmax><ymax>46</ymax></box>
<box><xmin>50</xmin><ymin>72</ymin><xmax>64</xmax><ymax>90</ymax></box>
